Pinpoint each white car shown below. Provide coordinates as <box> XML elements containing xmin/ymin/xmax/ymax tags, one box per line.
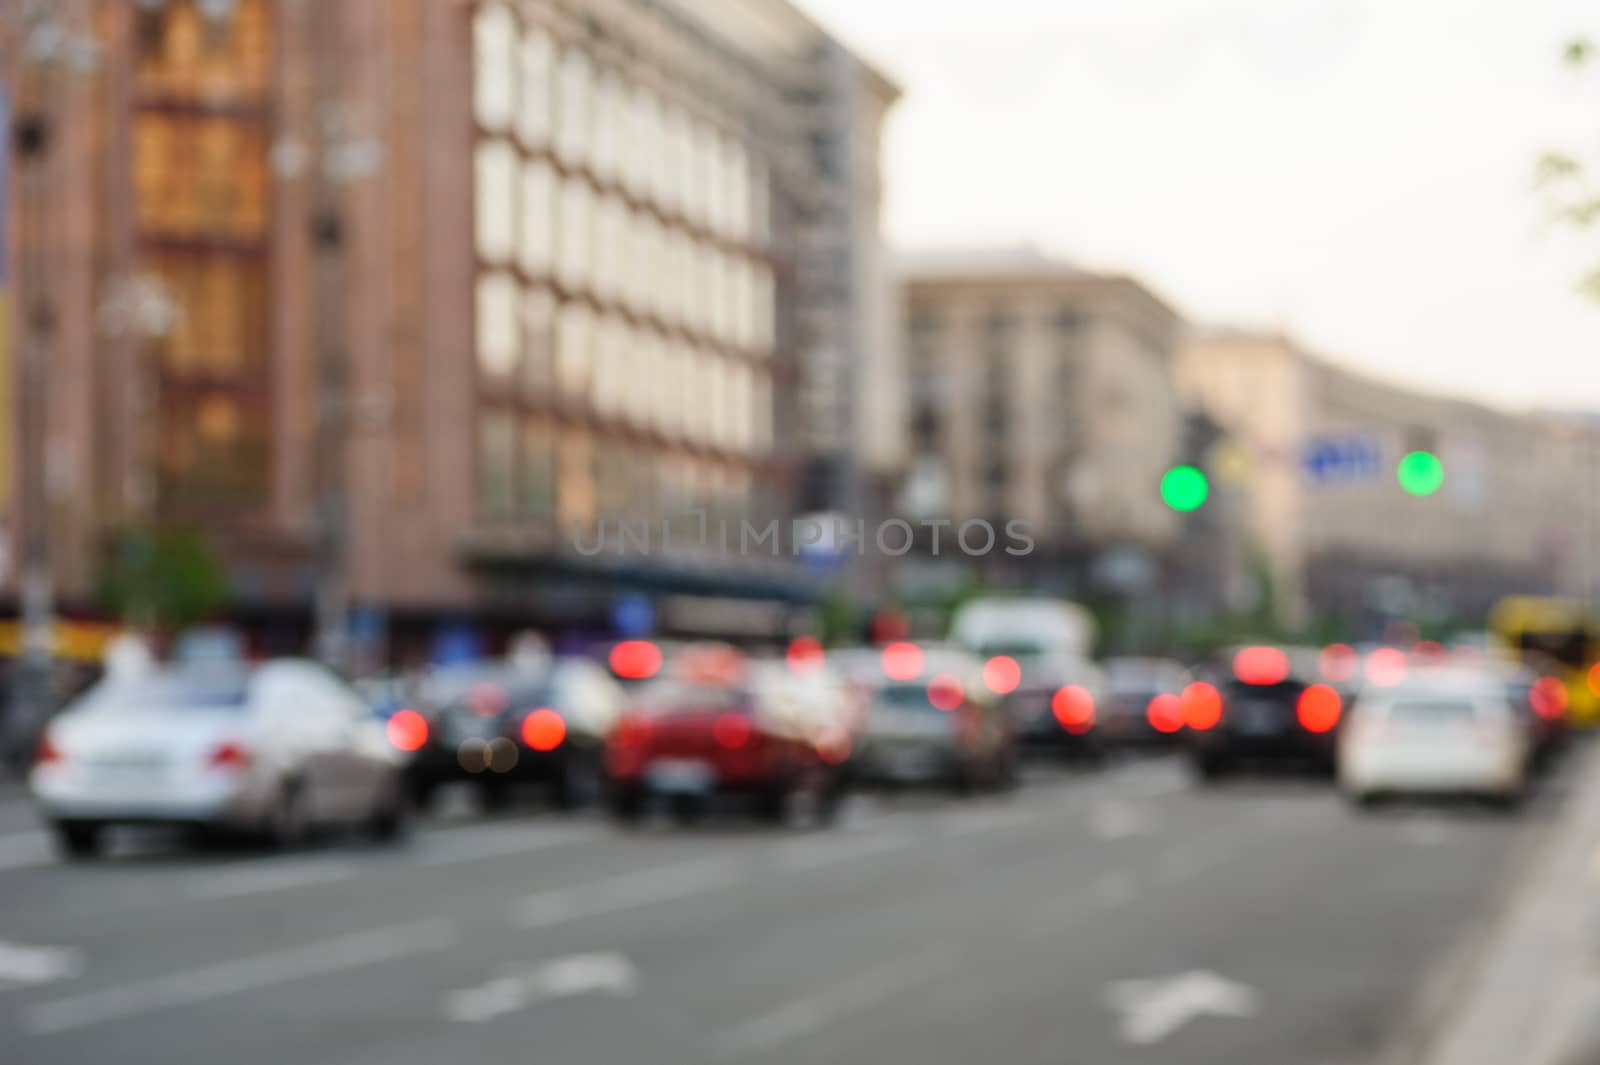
<box><xmin>31</xmin><ymin>659</ymin><xmax>411</xmax><ymax>857</ymax></box>
<box><xmin>1337</xmin><ymin>670</ymin><xmax>1530</xmax><ymax>806</ymax></box>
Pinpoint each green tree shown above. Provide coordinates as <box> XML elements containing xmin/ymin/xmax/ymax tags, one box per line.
<box><xmin>1536</xmin><ymin>37</ymin><xmax>1600</xmax><ymax>299</ymax></box>
<box><xmin>98</xmin><ymin>526</ymin><xmax>229</xmax><ymax>632</ymax></box>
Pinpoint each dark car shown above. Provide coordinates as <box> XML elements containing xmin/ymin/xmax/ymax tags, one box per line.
<box><xmin>603</xmin><ymin>660</ymin><xmax>853</xmax><ymax>826</ymax></box>
<box><xmin>1004</xmin><ymin>653</ymin><xmax>1110</xmax><ymax>763</ymax></box>
<box><xmin>1098</xmin><ymin>657</ymin><xmax>1193</xmax><ymax>749</ymax></box>
<box><xmin>404</xmin><ymin>658</ymin><xmax>625</xmax><ymax>811</ymax></box>
<box><xmin>1185</xmin><ymin>645</ymin><xmax>1352</xmax><ymax>780</ymax></box>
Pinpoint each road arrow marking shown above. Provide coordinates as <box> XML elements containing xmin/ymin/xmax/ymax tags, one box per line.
<box><xmin>1105</xmin><ymin>970</ymin><xmax>1260</xmax><ymax>1045</ymax></box>
<box><xmin>0</xmin><ymin>941</ymin><xmax>83</xmax><ymax>986</ymax></box>
<box><xmin>445</xmin><ymin>952</ymin><xmax>637</xmax><ymax>1023</ymax></box>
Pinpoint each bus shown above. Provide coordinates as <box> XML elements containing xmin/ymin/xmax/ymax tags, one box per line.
<box><xmin>1488</xmin><ymin>597</ymin><xmax>1600</xmax><ymax>727</ymax></box>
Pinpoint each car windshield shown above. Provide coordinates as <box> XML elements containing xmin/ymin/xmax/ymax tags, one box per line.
<box><xmin>1385</xmin><ymin>698</ymin><xmax>1480</xmax><ymax>724</ymax></box>
<box><xmin>875</xmin><ymin>683</ymin><xmax>951</xmax><ymax>713</ymax></box>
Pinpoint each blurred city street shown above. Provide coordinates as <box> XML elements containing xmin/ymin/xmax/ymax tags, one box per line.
<box><xmin>0</xmin><ymin>754</ymin><xmax>1578</xmax><ymax>1065</ymax></box>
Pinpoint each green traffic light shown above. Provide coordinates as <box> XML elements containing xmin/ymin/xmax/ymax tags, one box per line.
<box><xmin>1161</xmin><ymin>465</ymin><xmax>1209</xmax><ymax>512</ymax></box>
<box><xmin>1397</xmin><ymin>450</ymin><xmax>1444</xmax><ymax>496</ymax></box>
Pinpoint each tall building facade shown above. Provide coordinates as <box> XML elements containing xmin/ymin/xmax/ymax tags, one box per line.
<box><xmin>897</xmin><ymin>248</ymin><xmax>1187</xmax><ymax>602</ymax></box>
<box><xmin>5</xmin><ymin>0</ymin><xmax>895</xmax><ymax>654</ymax></box>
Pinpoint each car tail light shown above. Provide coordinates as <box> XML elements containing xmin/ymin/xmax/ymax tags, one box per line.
<box><xmin>1146</xmin><ymin>694</ymin><xmax>1184</xmax><ymax>734</ymax></box>
<box><xmin>521</xmin><ymin>708</ymin><xmax>567</xmax><ymax>752</ymax></box>
<box><xmin>386</xmin><ymin>709</ymin><xmax>430</xmax><ymax>752</ymax></box>
<box><xmin>1297</xmin><ymin>685</ymin><xmax>1342</xmax><ymax>733</ymax></box>
<box><xmin>713</xmin><ymin>713</ymin><xmax>752</xmax><ymax>750</ymax></box>
<box><xmin>1530</xmin><ymin>678</ymin><xmax>1567</xmax><ymax>721</ymax></box>
<box><xmin>1052</xmin><ymin>686</ymin><xmax>1095</xmax><ymax>734</ymax></box>
<box><xmin>609</xmin><ymin>640</ymin><xmax>663</xmax><ymax>681</ymax></box>
<box><xmin>209</xmin><ymin>742</ymin><xmax>252</xmax><ymax>769</ymax></box>
<box><xmin>611</xmin><ymin>714</ymin><xmax>650</xmax><ymax>748</ymax></box>
<box><xmin>1181</xmin><ymin>682</ymin><xmax>1223</xmax><ymax>730</ymax></box>
<box><xmin>33</xmin><ymin>733</ymin><xmax>62</xmax><ymax>766</ymax></box>
<box><xmin>1234</xmin><ymin>646</ymin><xmax>1289</xmax><ymax>686</ymax></box>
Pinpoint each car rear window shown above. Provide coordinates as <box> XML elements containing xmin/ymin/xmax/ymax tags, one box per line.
<box><xmin>875</xmin><ymin>683</ymin><xmax>951</xmax><ymax>713</ymax></box>
<box><xmin>89</xmin><ymin>669</ymin><xmax>251</xmax><ymax>712</ymax></box>
<box><xmin>1386</xmin><ymin>699</ymin><xmax>1479</xmax><ymax>724</ymax></box>
<box><xmin>632</xmin><ymin>681</ymin><xmax>749</xmax><ymax>716</ymax></box>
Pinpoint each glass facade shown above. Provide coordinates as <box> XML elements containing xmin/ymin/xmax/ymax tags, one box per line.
<box><xmin>471</xmin><ymin>2</ymin><xmax>775</xmax><ymax>528</ymax></box>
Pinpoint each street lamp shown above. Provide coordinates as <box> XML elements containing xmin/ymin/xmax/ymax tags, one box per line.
<box><xmin>3</xmin><ymin>1</ymin><xmax>99</xmax><ymax>766</ymax></box>
<box><xmin>97</xmin><ymin>275</ymin><xmax>179</xmax><ymax>518</ymax></box>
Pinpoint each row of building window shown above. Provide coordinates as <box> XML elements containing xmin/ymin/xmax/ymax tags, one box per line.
<box><xmin>477</xmin><ymin>414</ymin><xmax>774</xmax><ymax>529</ymax></box>
<box><xmin>476</xmin><ymin>277</ymin><xmax>772</xmax><ymax>457</ymax></box>
<box><xmin>473</xmin><ymin>5</ymin><xmax>766</xmax><ymax>246</ymax></box>
<box><xmin>475</xmin><ymin>146</ymin><xmax>775</xmax><ymax>352</ymax></box>
<box><xmin>134</xmin><ymin>0</ymin><xmax>274</xmax><ymax>103</ymax></box>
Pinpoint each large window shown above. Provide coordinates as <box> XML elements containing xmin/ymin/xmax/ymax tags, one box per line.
<box><xmin>516</xmin><ymin>27</ymin><xmax>553</xmax><ymax>148</ymax></box>
<box><xmin>518</xmin><ymin>158</ymin><xmax>555</xmax><ymax>277</ymax></box>
<box><xmin>557</xmin><ymin>178</ymin><xmax>592</xmax><ymax>292</ymax></box>
<box><xmin>479</xmin><ymin>411</ymin><xmax>518</xmax><ymax>518</ymax></box>
<box><xmin>476</xmin><ymin>273</ymin><xmax>521</xmax><ymax>380</ymax></box>
<box><xmin>133</xmin><ymin>115</ymin><xmax>270</xmax><ymax>241</ymax></box>
<box><xmin>473</xmin><ymin>4</ymin><xmax>517</xmax><ymax>132</ymax></box>
<box><xmin>475</xmin><ymin>140</ymin><xmax>518</xmax><ymax>264</ymax></box>
<box><xmin>555</xmin><ymin>50</ymin><xmax>591</xmax><ymax>167</ymax></box>
<box><xmin>522</xmin><ymin>288</ymin><xmax>556</xmax><ymax>395</ymax></box>
<box><xmin>556</xmin><ymin>302</ymin><xmax>593</xmax><ymax>401</ymax></box>
<box><xmin>522</xmin><ymin>419</ymin><xmax>556</xmax><ymax>518</ymax></box>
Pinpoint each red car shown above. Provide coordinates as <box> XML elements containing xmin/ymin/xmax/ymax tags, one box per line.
<box><xmin>603</xmin><ymin>663</ymin><xmax>852</xmax><ymax>826</ymax></box>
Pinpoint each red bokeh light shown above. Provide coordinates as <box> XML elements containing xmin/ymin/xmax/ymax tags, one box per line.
<box><xmin>1180</xmin><ymin>682</ymin><xmax>1223</xmax><ymax>731</ymax></box>
<box><xmin>610</xmin><ymin>640</ymin><xmax>663</xmax><ymax>680</ymax></box>
<box><xmin>521</xmin><ymin>709</ymin><xmax>567</xmax><ymax>751</ymax></box>
<box><xmin>983</xmin><ymin>656</ymin><xmax>1022</xmax><ymax>696</ymax></box>
<box><xmin>1531</xmin><ymin>677</ymin><xmax>1568</xmax><ymax>721</ymax></box>
<box><xmin>1319</xmin><ymin>644</ymin><xmax>1359</xmax><ymax>683</ymax></box>
<box><xmin>1234</xmin><ymin>646</ymin><xmax>1290</xmax><ymax>686</ymax></box>
<box><xmin>881</xmin><ymin>642</ymin><xmax>924</xmax><ymax>682</ymax></box>
<box><xmin>786</xmin><ymin>636</ymin><xmax>825</xmax><ymax>675</ymax></box>
<box><xmin>927</xmin><ymin>674</ymin><xmax>965</xmax><ymax>712</ymax></box>
<box><xmin>386</xmin><ymin>709</ymin><xmax>430</xmax><ymax>752</ymax></box>
<box><xmin>1051</xmin><ymin>685</ymin><xmax>1095</xmax><ymax>734</ymax></box>
<box><xmin>1297</xmin><ymin>684</ymin><xmax>1342</xmax><ymax>733</ymax></box>
<box><xmin>1147</xmin><ymin>693</ymin><xmax>1184</xmax><ymax>734</ymax></box>
<box><xmin>1365</xmin><ymin>648</ymin><xmax>1408</xmax><ymax>688</ymax></box>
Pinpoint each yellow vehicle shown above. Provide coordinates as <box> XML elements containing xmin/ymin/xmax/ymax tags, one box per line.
<box><xmin>1488</xmin><ymin>597</ymin><xmax>1600</xmax><ymax>727</ymax></box>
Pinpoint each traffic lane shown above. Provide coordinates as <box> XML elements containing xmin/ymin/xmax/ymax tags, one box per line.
<box><xmin>6</xmin><ymin>764</ymin><xmax>1319</xmax><ymax>1065</ymax></box>
<box><xmin>0</xmin><ymin>762</ymin><xmax>1213</xmax><ymax>1063</ymax></box>
<box><xmin>767</xmin><ymin>791</ymin><xmax>1538</xmax><ymax>1065</ymax></box>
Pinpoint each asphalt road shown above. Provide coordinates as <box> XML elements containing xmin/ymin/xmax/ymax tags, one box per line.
<box><xmin>0</xmin><ymin>756</ymin><xmax>1566</xmax><ymax>1065</ymax></box>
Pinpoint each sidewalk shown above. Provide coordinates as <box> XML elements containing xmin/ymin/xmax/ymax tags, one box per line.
<box><xmin>1413</xmin><ymin>741</ymin><xmax>1600</xmax><ymax>1065</ymax></box>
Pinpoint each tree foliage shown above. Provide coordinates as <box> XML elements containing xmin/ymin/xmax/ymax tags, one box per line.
<box><xmin>98</xmin><ymin>526</ymin><xmax>229</xmax><ymax>632</ymax></box>
<box><xmin>1537</xmin><ymin>37</ymin><xmax>1600</xmax><ymax>300</ymax></box>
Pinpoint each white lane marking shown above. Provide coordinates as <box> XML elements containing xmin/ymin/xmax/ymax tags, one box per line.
<box><xmin>513</xmin><ymin>856</ymin><xmax>749</xmax><ymax>929</ymax></box>
<box><xmin>0</xmin><ymin>831</ymin><xmax>53</xmax><ymax>872</ymax></box>
<box><xmin>941</xmin><ymin>803</ymin><xmax>1044</xmax><ymax>836</ymax></box>
<box><xmin>1089</xmin><ymin>799</ymin><xmax>1155</xmax><ymax>840</ymax></box>
<box><xmin>445</xmin><ymin>952</ymin><xmax>638</xmax><ymax>1023</ymax></box>
<box><xmin>417</xmin><ymin>823</ymin><xmax>597</xmax><ymax>867</ymax></box>
<box><xmin>24</xmin><ymin>917</ymin><xmax>454</xmax><ymax>1036</ymax></box>
<box><xmin>1106</xmin><ymin>970</ymin><xmax>1261</xmax><ymax>1045</ymax></box>
<box><xmin>0</xmin><ymin>941</ymin><xmax>83</xmax><ymax>986</ymax></box>
<box><xmin>185</xmin><ymin>860</ymin><xmax>356</xmax><ymax>900</ymax></box>
<box><xmin>772</xmin><ymin>831</ymin><xmax>913</xmax><ymax>873</ymax></box>
<box><xmin>711</xmin><ymin>944</ymin><xmax>958</xmax><ymax>1057</ymax></box>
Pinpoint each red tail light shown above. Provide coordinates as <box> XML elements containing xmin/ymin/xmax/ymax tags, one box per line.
<box><xmin>983</xmin><ymin>656</ymin><xmax>1022</xmax><ymax>695</ymax></box>
<box><xmin>1530</xmin><ymin>678</ymin><xmax>1568</xmax><ymax>721</ymax></box>
<box><xmin>386</xmin><ymin>709</ymin><xmax>430</xmax><ymax>752</ymax></box>
<box><xmin>612</xmin><ymin>714</ymin><xmax>650</xmax><ymax>748</ymax></box>
<box><xmin>33</xmin><ymin>733</ymin><xmax>62</xmax><ymax>766</ymax></box>
<box><xmin>713</xmin><ymin>713</ymin><xmax>752</xmax><ymax>750</ymax></box>
<box><xmin>1234</xmin><ymin>646</ymin><xmax>1289</xmax><ymax>686</ymax></box>
<box><xmin>209</xmin><ymin>742</ymin><xmax>253</xmax><ymax>769</ymax></box>
<box><xmin>1146</xmin><ymin>694</ymin><xmax>1184</xmax><ymax>734</ymax></box>
<box><xmin>1181</xmin><ymin>682</ymin><xmax>1223</xmax><ymax>731</ymax></box>
<box><xmin>1052</xmin><ymin>686</ymin><xmax>1095</xmax><ymax>734</ymax></box>
<box><xmin>609</xmin><ymin>640</ymin><xmax>663</xmax><ymax>681</ymax></box>
<box><xmin>521</xmin><ymin>708</ymin><xmax>567</xmax><ymax>751</ymax></box>
<box><xmin>1297</xmin><ymin>685</ymin><xmax>1342</xmax><ymax>733</ymax></box>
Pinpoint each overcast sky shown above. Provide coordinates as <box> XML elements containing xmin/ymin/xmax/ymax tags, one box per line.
<box><xmin>794</xmin><ymin>0</ymin><xmax>1600</xmax><ymax>412</ymax></box>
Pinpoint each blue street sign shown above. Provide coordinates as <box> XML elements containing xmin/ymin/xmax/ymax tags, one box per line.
<box><xmin>431</xmin><ymin>624</ymin><xmax>483</xmax><ymax>666</ymax></box>
<box><xmin>611</xmin><ymin>594</ymin><xmax>655</xmax><ymax>638</ymax></box>
<box><xmin>1302</xmin><ymin>435</ymin><xmax>1382</xmax><ymax>484</ymax></box>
